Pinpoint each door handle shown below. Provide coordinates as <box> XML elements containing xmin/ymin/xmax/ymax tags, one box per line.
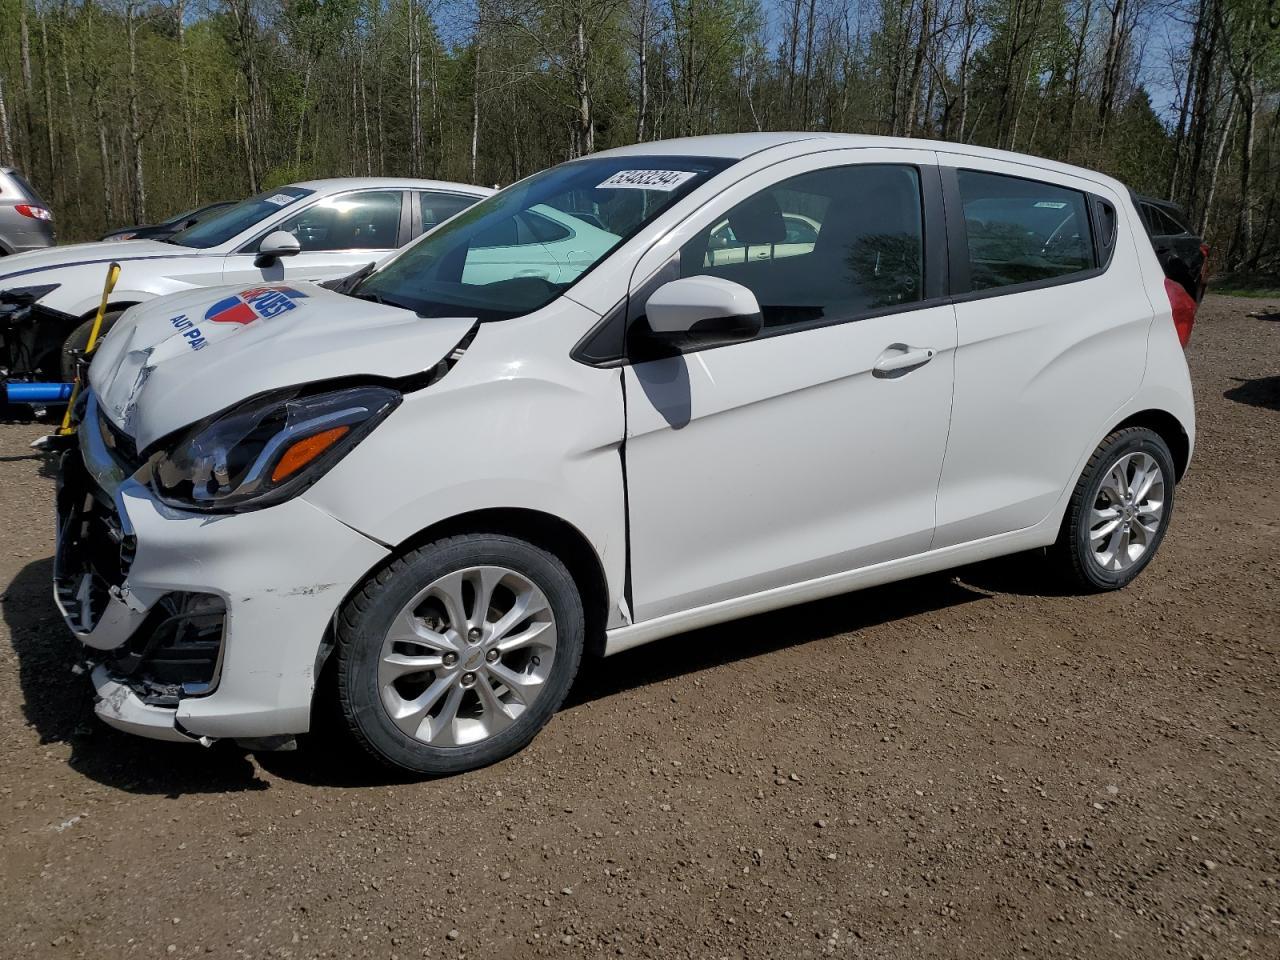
<box><xmin>873</xmin><ymin>343</ymin><xmax>936</xmax><ymax>377</ymax></box>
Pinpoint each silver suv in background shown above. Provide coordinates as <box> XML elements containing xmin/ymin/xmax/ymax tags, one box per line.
<box><xmin>0</xmin><ymin>167</ymin><xmax>55</xmax><ymax>256</ymax></box>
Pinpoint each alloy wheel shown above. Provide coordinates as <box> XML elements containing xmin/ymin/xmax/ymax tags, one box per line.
<box><xmin>377</xmin><ymin>565</ymin><xmax>557</xmax><ymax>747</ymax></box>
<box><xmin>1088</xmin><ymin>452</ymin><xmax>1166</xmax><ymax>573</ymax></box>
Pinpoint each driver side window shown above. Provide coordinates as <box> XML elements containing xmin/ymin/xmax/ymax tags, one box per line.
<box><xmin>679</xmin><ymin>164</ymin><xmax>925</xmax><ymax>333</ymax></box>
<box><xmin>264</xmin><ymin>191</ymin><xmax>403</xmax><ymax>252</ymax></box>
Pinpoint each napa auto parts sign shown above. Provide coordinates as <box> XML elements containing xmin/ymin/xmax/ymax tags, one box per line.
<box><xmin>169</xmin><ymin>285</ymin><xmax>309</xmax><ymax>352</ymax></box>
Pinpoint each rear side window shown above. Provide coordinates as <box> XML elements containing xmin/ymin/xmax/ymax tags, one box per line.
<box><xmin>958</xmin><ymin>171</ymin><xmax>1095</xmax><ymax>291</ymax></box>
<box><xmin>678</xmin><ymin>164</ymin><xmax>924</xmax><ymax>333</ymax></box>
<box><xmin>419</xmin><ymin>191</ymin><xmax>480</xmax><ymax>231</ymax></box>
<box><xmin>1143</xmin><ymin>204</ymin><xmax>1188</xmax><ymax>237</ymax></box>
<box><xmin>8</xmin><ymin>171</ymin><xmax>45</xmax><ymax>204</ymax></box>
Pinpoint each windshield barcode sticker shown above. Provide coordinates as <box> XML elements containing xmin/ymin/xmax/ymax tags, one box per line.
<box><xmin>1034</xmin><ymin>201</ymin><xmax>1068</xmax><ymax>209</ymax></box>
<box><xmin>265</xmin><ymin>193</ymin><xmax>298</xmax><ymax>206</ymax></box>
<box><xmin>597</xmin><ymin>170</ymin><xmax>697</xmax><ymax>191</ymax></box>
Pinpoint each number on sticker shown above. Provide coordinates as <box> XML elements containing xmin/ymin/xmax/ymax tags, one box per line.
<box><xmin>597</xmin><ymin>170</ymin><xmax>697</xmax><ymax>191</ymax></box>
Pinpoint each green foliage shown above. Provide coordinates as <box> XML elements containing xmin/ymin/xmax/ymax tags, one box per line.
<box><xmin>0</xmin><ymin>0</ymin><xmax>1273</xmax><ymax>273</ymax></box>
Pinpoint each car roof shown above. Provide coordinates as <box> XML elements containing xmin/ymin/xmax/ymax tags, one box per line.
<box><xmin>588</xmin><ymin>133</ymin><xmax>1123</xmax><ymax>189</ymax></box>
<box><xmin>289</xmin><ymin>176</ymin><xmax>492</xmax><ymax>196</ymax></box>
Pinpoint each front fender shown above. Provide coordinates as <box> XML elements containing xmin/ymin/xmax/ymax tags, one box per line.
<box><xmin>301</xmin><ymin>303</ymin><xmax>630</xmax><ymax>625</ymax></box>
<box><xmin>5</xmin><ymin>263</ymin><xmax>213</xmax><ymax>318</ymax></box>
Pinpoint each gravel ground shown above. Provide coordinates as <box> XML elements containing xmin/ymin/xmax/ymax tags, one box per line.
<box><xmin>1</xmin><ymin>294</ymin><xmax>1277</xmax><ymax>959</ymax></box>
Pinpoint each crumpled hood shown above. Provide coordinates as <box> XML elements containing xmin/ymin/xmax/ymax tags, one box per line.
<box><xmin>89</xmin><ymin>281</ymin><xmax>476</xmax><ymax>450</ymax></box>
<box><xmin>0</xmin><ymin>239</ymin><xmax>199</xmax><ymax>284</ymax></box>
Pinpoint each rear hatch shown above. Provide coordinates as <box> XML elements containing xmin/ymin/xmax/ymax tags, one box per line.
<box><xmin>0</xmin><ymin>167</ymin><xmax>56</xmax><ymax>248</ymax></box>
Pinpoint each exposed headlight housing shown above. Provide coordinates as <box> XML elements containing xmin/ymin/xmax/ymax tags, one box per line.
<box><xmin>150</xmin><ymin>384</ymin><xmax>400</xmax><ymax>512</ymax></box>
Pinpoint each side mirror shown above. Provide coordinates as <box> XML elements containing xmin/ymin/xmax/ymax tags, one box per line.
<box><xmin>642</xmin><ymin>276</ymin><xmax>762</xmax><ymax>352</ymax></box>
<box><xmin>256</xmin><ymin>230</ymin><xmax>301</xmax><ymax>265</ymax></box>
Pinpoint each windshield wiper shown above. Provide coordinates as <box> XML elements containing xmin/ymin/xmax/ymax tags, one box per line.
<box><xmin>350</xmin><ymin>290</ymin><xmax>418</xmax><ymax>313</ymax></box>
<box><xmin>323</xmin><ymin>261</ymin><xmax>378</xmax><ymax>295</ymax></box>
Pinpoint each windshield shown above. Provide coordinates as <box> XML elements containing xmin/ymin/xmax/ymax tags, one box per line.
<box><xmin>354</xmin><ymin>156</ymin><xmax>731</xmax><ymax>321</ymax></box>
<box><xmin>169</xmin><ymin>187</ymin><xmax>314</xmax><ymax>249</ymax></box>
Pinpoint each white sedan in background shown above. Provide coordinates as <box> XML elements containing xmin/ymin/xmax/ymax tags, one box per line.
<box><xmin>0</xmin><ymin>177</ymin><xmax>490</xmax><ymax>378</ymax></box>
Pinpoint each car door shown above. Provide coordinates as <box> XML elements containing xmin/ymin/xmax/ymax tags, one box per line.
<box><xmin>931</xmin><ymin>157</ymin><xmax>1151</xmax><ymax>548</ymax></box>
<box><xmin>622</xmin><ymin>149</ymin><xmax>958</xmax><ymax>622</ymax></box>
<box><xmin>221</xmin><ymin>189</ymin><xmax>406</xmax><ymax>286</ymax></box>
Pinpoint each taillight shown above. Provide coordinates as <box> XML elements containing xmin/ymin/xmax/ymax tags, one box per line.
<box><xmin>1198</xmin><ymin>243</ymin><xmax>1210</xmax><ymax>285</ymax></box>
<box><xmin>1164</xmin><ymin>276</ymin><xmax>1196</xmax><ymax>348</ymax></box>
<box><xmin>15</xmin><ymin>203</ymin><xmax>51</xmax><ymax>221</ymax></box>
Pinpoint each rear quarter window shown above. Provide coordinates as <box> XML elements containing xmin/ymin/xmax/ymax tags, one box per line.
<box><xmin>5</xmin><ymin>171</ymin><xmax>45</xmax><ymax>204</ymax></box>
<box><xmin>958</xmin><ymin>170</ymin><xmax>1095</xmax><ymax>291</ymax></box>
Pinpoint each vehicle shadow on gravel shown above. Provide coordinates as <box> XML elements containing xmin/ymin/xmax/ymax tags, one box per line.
<box><xmin>2</xmin><ymin>557</ymin><xmax>270</xmax><ymax>796</ymax></box>
<box><xmin>1224</xmin><ymin>375</ymin><xmax>1280</xmax><ymax>411</ymax></box>
<box><xmin>565</xmin><ymin>572</ymin><xmax>992</xmax><ymax>708</ymax></box>
<box><xmin>2</xmin><ymin>551</ymin><xmax>1053</xmax><ymax>792</ymax></box>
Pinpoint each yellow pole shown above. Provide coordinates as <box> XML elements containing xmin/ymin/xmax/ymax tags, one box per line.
<box><xmin>58</xmin><ymin>262</ymin><xmax>121</xmax><ymax>436</ymax></box>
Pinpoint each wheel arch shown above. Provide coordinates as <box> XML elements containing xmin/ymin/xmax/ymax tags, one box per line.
<box><xmin>316</xmin><ymin>507</ymin><xmax>611</xmax><ymax>691</ymax></box>
<box><xmin>80</xmin><ymin>300</ymin><xmax>141</xmax><ymax>321</ymax></box>
<box><xmin>1109</xmin><ymin>408</ymin><xmax>1191</xmax><ymax>481</ymax></box>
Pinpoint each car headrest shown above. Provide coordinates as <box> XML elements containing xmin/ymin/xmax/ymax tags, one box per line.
<box><xmin>728</xmin><ymin>193</ymin><xmax>786</xmax><ymax>245</ymax></box>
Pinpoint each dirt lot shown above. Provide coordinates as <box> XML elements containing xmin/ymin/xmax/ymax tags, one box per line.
<box><xmin>1</xmin><ymin>294</ymin><xmax>1277</xmax><ymax>960</ymax></box>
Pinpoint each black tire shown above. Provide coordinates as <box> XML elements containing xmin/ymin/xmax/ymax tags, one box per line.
<box><xmin>335</xmin><ymin>534</ymin><xmax>584</xmax><ymax>776</ymax></box>
<box><xmin>1052</xmin><ymin>426</ymin><xmax>1176</xmax><ymax>591</ymax></box>
<box><xmin>61</xmin><ymin>310</ymin><xmax>124</xmax><ymax>381</ymax></box>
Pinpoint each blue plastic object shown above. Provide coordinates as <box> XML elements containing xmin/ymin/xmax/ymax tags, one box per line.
<box><xmin>3</xmin><ymin>381</ymin><xmax>74</xmax><ymax>404</ymax></box>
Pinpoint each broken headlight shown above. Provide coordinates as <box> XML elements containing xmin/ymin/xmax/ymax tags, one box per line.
<box><xmin>150</xmin><ymin>384</ymin><xmax>400</xmax><ymax>512</ymax></box>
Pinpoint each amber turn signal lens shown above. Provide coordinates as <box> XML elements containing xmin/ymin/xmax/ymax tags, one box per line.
<box><xmin>271</xmin><ymin>426</ymin><xmax>351</xmax><ymax>483</ymax></box>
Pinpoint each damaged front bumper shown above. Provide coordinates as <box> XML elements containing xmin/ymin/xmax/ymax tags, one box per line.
<box><xmin>54</xmin><ymin>393</ymin><xmax>390</xmax><ymax>743</ymax></box>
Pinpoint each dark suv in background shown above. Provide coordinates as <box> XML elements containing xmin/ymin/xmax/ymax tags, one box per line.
<box><xmin>1135</xmin><ymin>194</ymin><xmax>1208</xmax><ymax>302</ymax></box>
<box><xmin>0</xmin><ymin>167</ymin><xmax>55</xmax><ymax>256</ymax></box>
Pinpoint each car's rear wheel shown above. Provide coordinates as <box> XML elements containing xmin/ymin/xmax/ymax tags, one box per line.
<box><xmin>61</xmin><ymin>310</ymin><xmax>125</xmax><ymax>381</ymax></box>
<box><xmin>1053</xmin><ymin>426</ymin><xmax>1176</xmax><ymax>591</ymax></box>
<box><xmin>335</xmin><ymin>534</ymin><xmax>584</xmax><ymax>776</ymax></box>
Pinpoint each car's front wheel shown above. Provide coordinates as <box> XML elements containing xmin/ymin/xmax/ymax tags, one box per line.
<box><xmin>61</xmin><ymin>310</ymin><xmax>125</xmax><ymax>381</ymax></box>
<box><xmin>335</xmin><ymin>534</ymin><xmax>584</xmax><ymax>776</ymax></box>
<box><xmin>1054</xmin><ymin>426</ymin><xmax>1176</xmax><ymax>591</ymax></box>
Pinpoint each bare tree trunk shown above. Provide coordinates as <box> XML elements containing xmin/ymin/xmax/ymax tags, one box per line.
<box><xmin>1064</xmin><ymin>0</ymin><xmax>1094</xmax><ymax>162</ymax></box>
<box><xmin>126</xmin><ymin>0</ymin><xmax>146</xmax><ymax>221</ymax></box>
<box><xmin>903</xmin><ymin>0</ymin><xmax>931</xmax><ymax>136</ymax></box>
<box><xmin>374</xmin><ymin>0</ymin><xmax>385</xmax><ymax>176</ymax></box>
<box><xmin>0</xmin><ymin>77</ymin><xmax>13</xmax><ymax>167</ymax></box>
<box><xmin>92</xmin><ymin>86</ymin><xmax>113</xmax><ymax>226</ymax></box>
<box><xmin>39</xmin><ymin>13</ymin><xmax>56</xmax><ymax>192</ymax></box>
<box><xmin>635</xmin><ymin>0</ymin><xmax>649</xmax><ymax>141</ymax></box>
<box><xmin>1097</xmin><ymin>0</ymin><xmax>1126</xmax><ymax>143</ymax></box>
<box><xmin>1233</xmin><ymin>78</ymin><xmax>1256</xmax><ymax>268</ymax></box>
<box><xmin>784</xmin><ymin>0</ymin><xmax>801</xmax><ymax>115</ymax></box>
<box><xmin>573</xmin><ymin>14</ymin><xmax>593</xmax><ymax>155</ymax></box>
<box><xmin>295</xmin><ymin>63</ymin><xmax>313</xmax><ymax>171</ymax></box>
<box><xmin>800</xmin><ymin>0</ymin><xmax>817</xmax><ymax>125</ymax></box>
<box><xmin>1200</xmin><ymin>92</ymin><xmax>1236</xmax><ymax>237</ymax></box>
<box><xmin>19</xmin><ymin>0</ymin><xmax>35</xmax><ymax>171</ymax></box>
<box><xmin>175</xmin><ymin>0</ymin><xmax>198</xmax><ymax>200</ymax></box>
<box><xmin>470</xmin><ymin>32</ymin><xmax>481</xmax><ymax>181</ymax></box>
<box><xmin>1168</xmin><ymin>0</ymin><xmax>1206</xmax><ymax>197</ymax></box>
<box><xmin>408</xmin><ymin>0</ymin><xmax>422</xmax><ymax>176</ymax></box>
<box><xmin>359</xmin><ymin>43</ymin><xmax>373</xmax><ymax>175</ymax></box>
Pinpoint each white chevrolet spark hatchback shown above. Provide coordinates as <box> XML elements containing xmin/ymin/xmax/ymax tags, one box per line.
<box><xmin>58</xmin><ymin>134</ymin><xmax>1195</xmax><ymax>774</ymax></box>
